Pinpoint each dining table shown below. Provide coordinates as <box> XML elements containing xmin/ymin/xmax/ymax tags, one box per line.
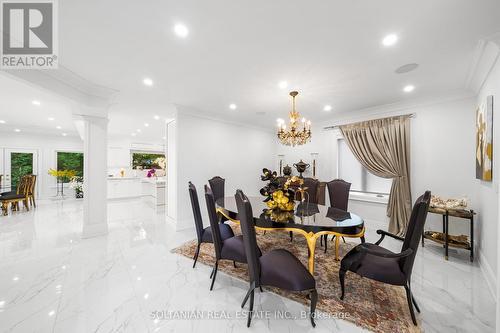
<box><xmin>216</xmin><ymin>196</ymin><xmax>365</xmax><ymax>274</ymax></box>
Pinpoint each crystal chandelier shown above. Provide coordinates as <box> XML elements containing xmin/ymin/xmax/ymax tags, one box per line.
<box><xmin>277</xmin><ymin>91</ymin><xmax>311</xmax><ymax>146</ymax></box>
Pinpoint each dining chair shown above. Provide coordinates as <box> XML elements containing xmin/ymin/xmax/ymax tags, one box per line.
<box><xmin>0</xmin><ymin>175</ymin><xmax>31</xmax><ymax>215</ymax></box>
<box><xmin>205</xmin><ymin>185</ymin><xmax>258</xmax><ymax>290</ymax></box>
<box><xmin>339</xmin><ymin>191</ymin><xmax>431</xmax><ymax>325</ymax></box>
<box><xmin>188</xmin><ymin>182</ymin><xmax>235</xmax><ymax>268</ymax></box>
<box><xmin>208</xmin><ymin>176</ymin><xmax>225</xmax><ymax>202</ymax></box>
<box><xmin>28</xmin><ymin>175</ymin><xmax>37</xmax><ymax>208</ymax></box>
<box><xmin>235</xmin><ymin>189</ymin><xmax>318</xmax><ymax>328</ymax></box>
<box><xmin>302</xmin><ymin>177</ymin><xmax>320</xmax><ymax>204</ymax></box>
<box><xmin>323</xmin><ymin>179</ymin><xmax>352</xmax><ymax>249</ymax></box>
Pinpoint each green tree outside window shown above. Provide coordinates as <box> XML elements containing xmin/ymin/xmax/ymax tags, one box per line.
<box><xmin>57</xmin><ymin>152</ymin><xmax>84</xmax><ymax>183</ymax></box>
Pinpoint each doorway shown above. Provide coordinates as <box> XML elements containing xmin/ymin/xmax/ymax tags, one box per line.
<box><xmin>0</xmin><ymin>148</ymin><xmax>38</xmax><ymax>193</ymax></box>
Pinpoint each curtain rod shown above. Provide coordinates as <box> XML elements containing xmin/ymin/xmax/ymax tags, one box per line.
<box><xmin>323</xmin><ymin>113</ymin><xmax>415</xmax><ymax>130</ymax></box>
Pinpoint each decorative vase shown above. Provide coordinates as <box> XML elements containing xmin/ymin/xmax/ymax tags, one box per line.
<box><xmin>283</xmin><ymin>165</ymin><xmax>292</xmax><ymax>176</ymax></box>
<box><xmin>293</xmin><ymin>160</ymin><xmax>310</xmax><ymax>178</ymax></box>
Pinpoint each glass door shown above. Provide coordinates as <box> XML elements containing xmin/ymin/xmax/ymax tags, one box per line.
<box><xmin>3</xmin><ymin>149</ymin><xmax>38</xmax><ymax>193</ymax></box>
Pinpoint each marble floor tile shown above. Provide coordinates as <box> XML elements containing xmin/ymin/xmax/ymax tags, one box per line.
<box><xmin>0</xmin><ymin>198</ymin><xmax>494</xmax><ymax>332</ymax></box>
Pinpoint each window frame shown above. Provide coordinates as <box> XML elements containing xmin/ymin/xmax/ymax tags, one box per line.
<box><xmin>336</xmin><ymin>138</ymin><xmax>391</xmax><ymax>196</ymax></box>
<box><xmin>55</xmin><ymin>150</ymin><xmax>84</xmax><ymax>184</ymax></box>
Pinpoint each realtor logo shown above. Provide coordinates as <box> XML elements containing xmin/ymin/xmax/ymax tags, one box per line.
<box><xmin>1</xmin><ymin>0</ymin><xmax>58</xmax><ymax>69</ymax></box>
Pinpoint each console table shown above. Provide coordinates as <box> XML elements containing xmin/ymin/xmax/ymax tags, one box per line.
<box><xmin>421</xmin><ymin>207</ymin><xmax>475</xmax><ymax>262</ymax></box>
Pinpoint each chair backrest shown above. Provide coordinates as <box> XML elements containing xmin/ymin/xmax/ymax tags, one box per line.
<box><xmin>188</xmin><ymin>182</ymin><xmax>205</xmax><ymax>243</ymax></box>
<box><xmin>400</xmin><ymin>191</ymin><xmax>431</xmax><ymax>276</ymax></box>
<box><xmin>235</xmin><ymin>189</ymin><xmax>260</xmax><ymax>284</ymax></box>
<box><xmin>303</xmin><ymin>178</ymin><xmax>319</xmax><ymax>203</ymax></box>
<box><xmin>327</xmin><ymin>179</ymin><xmax>351</xmax><ymax>210</ymax></box>
<box><xmin>208</xmin><ymin>176</ymin><xmax>225</xmax><ymax>202</ymax></box>
<box><xmin>205</xmin><ymin>185</ymin><xmax>223</xmax><ymax>259</ymax></box>
<box><xmin>28</xmin><ymin>175</ymin><xmax>37</xmax><ymax>195</ymax></box>
<box><xmin>17</xmin><ymin>175</ymin><xmax>31</xmax><ymax>196</ymax></box>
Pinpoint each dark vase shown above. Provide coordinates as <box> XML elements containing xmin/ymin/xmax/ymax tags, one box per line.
<box><xmin>293</xmin><ymin>160</ymin><xmax>310</xmax><ymax>178</ymax></box>
<box><xmin>283</xmin><ymin>165</ymin><xmax>292</xmax><ymax>176</ymax></box>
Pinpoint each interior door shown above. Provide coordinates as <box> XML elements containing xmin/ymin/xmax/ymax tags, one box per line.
<box><xmin>3</xmin><ymin>149</ymin><xmax>38</xmax><ymax>193</ymax></box>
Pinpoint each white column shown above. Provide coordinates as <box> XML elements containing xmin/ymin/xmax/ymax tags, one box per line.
<box><xmin>76</xmin><ymin>115</ymin><xmax>109</xmax><ymax>238</ymax></box>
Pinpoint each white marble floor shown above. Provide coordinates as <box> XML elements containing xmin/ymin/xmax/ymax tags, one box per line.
<box><xmin>0</xmin><ymin>198</ymin><xmax>495</xmax><ymax>333</ymax></box>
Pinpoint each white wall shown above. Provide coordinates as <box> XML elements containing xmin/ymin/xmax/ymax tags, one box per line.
<box><xmin>0</xmin><ymin>132</ymin><xmax>83</xmax><ymax>198</ymax></box>
<box><xmin>173</xmin><ymin>109</ymin><xmax>276</xmax><ymax>230</ymax></box>
<box><xmin>475</xmin><ymin>52</ymin><xmax>500</xmax><ymax>297</ymax></box>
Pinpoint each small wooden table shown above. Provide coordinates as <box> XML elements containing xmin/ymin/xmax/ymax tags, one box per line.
<box><xmin>421</xmin><ymin>207</ymin><xmax>475</xmax><ymax>262</ymax></box>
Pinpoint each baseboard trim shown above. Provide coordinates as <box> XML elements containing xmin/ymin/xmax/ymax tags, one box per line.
<box><xmin>478</xmin><ymin>250</ymin><xmax>497</xmax><ymax>302</ymax></box>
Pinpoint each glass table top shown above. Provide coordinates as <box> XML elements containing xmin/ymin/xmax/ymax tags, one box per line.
<box><xmin>216</xmin><ymin>196</ymin><xmax>364</xmax><ymax>235</ymax></box>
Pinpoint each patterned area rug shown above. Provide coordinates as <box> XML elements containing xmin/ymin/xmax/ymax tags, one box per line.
<box><xmin>173</xmin><ymin>223</ymin><xmax>421</xmax><ymax>333</ymax></box>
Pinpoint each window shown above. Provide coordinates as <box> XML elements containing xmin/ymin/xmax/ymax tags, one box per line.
<box><xmin>57</xmin><ymin>152</ymin><xmax>84</xmax><ymax>182</ymax></box>
<box><xmin>337</xmin><ymin>139</ymin><xmax>392</xmax><ymax>194</ymax></box>
<box><xmin>131</xmin><ymin>152</ymin><xmax>166</xmax><ymax>170</ymax></box>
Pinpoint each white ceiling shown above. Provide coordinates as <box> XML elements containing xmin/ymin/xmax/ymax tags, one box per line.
<box><xmin>2</xmin><ymin>0</ymin><xmax>500</xmax><ymax>134</ymax></box>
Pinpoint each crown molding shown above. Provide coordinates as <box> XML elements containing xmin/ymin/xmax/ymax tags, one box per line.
<box><xmin>2</xmin><ymin>65</ymin><xmax>118</xmax><ymax>108</ymax></box>
<box><xmin>320</xmin><ymin>89</ymin><xmax>474</xmax><ymax>129</ymax></box>
<box><xmin>465</xmin><ymin>34</ymin><xmax>500</xmax><ymax>94</ymax></box>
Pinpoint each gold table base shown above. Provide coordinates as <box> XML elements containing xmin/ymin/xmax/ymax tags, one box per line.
<box><xmin>217</xmin><ymin>208</ymin><xmax>365</xmax><ymax>274</ymax></box>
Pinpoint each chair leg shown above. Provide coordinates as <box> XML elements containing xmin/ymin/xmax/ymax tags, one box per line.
<box><xmin>309</xmin><ymin>289</ymin><xmax>318</xmax><ymax>327</ymax></box>
<box><xmin>192</xmin><ymin>243</ymin><xmax>201</xmax><ymax>268</ymax></box>
<box><xmin>339</xmin><ymin>268</ymin><xmax>346</xmax><ymax>300</ymax></box>
<box><xmin>289</xmin><ymin>231</ymin><xmax>293</xmax><ymax>242</ymax></box>
<box><xmin>360</xmin><ymin>236</ymin><xmax>366</xmax><ymax>243</ymax></box>
<box><xmin>320</xmin><ymin>235</ymin><xmax>323</xmax><ymax>246</ymax></box>
<box><xmin>209</xmin><ymin>260</ymin><xmax>219</xmax><ymax>291</ymax></box>
<box><xmin>408</xmin><ymin>281</ymin><xmax>421</xmax><ymax>313</ymax></box>
<box><xmin>404</xmin><ymin>285</ymin><xmax>418</xmax><ymax>325</ymax></box>
<box><xmin>210</xmin><ymin>267</ymin><xmax>214</xmax><ymax>279</ymax></box>
<box><xmin>342</xmin><ymin>236</ymin><xmax>346</xmax><ymax>243</ymax></box>
<box><xmin>241</xmin><ymin>282</ymin><xmax>256</xmax><ymax>308</ymax></box>
<box><xmin>324</xmin><ymin>235</ymin><xmax>328</xmax><ymax>253</ymax></box>
<box><xmin>233</xmin><ymin>261</ymin><xmax>237</xmax><ymax>268</ymax></box>
<box><xmin>247</xmin><ymin>288</ymin><xmax>255</xmax><ymax>327</ymax></box>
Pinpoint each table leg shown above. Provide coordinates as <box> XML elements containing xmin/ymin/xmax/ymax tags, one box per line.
<box><xmin>335</xmin><ymin>236</ymin><xmax>340</xmax><ymax>261</ymax></box>
<box><xmin>444</xmin><ymin>212</ymin><xmax>449</xmax><ymax>260</ymax></box>
<box><xmin>305</xmin><ymin>235</ymin><xmax>318</xmax><ymax>274</ymax></box>
<box><xmin>442</xmin><ymin>214</ymin><xmax>446</xmax><ymax>248</ymax></box>
<box><xmin>470</xmin><ymin>212</ymin><xmax>474</xmax><ymax>262</ymax></box>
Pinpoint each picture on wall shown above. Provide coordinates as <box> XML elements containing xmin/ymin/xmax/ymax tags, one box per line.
<box><xmin>476</xmin><ymin>95</ymin><xmax>493</xmax><ymax>181</ymax></box>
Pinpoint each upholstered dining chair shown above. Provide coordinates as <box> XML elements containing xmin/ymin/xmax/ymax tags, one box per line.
<box><xmin>188</xmin><ymin>182</ymin><xmax>235</xmax><ymax>268</ymax></box>
<box><xmin>322</xmin><ymin>179</ymin><xmax>352</xmax><ymax>249</ymax></box>
<box><xmin>339</xmin><ymin>191</ymin><xmax>431</xmax><ymax>325</ymax></box>
<box><xmin>302</xmin><ymin>177</ymin><xmax>320</xmax><ymax>204</ymax></box>
<box><xmin>235</xmin><ymin>189</ymin><xmax>318</xmax><ymax>328</ymax></box>
<box><xmin>205</xmin><ymin>185</ymin><xmax>257</xmax><ymax>291</ymax></box>
<box><xmin>208</xmin><ymin>176</ymin><xmax>225</xmax><ymax>202</ymax></box>
<box><xmin>0</xmin><ymin>175</ymin><xmax>31</xmax><ymax>215</ymax></box>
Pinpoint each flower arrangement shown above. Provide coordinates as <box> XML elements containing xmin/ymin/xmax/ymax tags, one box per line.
<box><xmin>69</xmin><ymin>176</ymin><xmax>83</xmax><ymax>198</ymax></box>
<box><xmin>147</xmin><ymin>169</ymin><xmax>156</xmax><ymax>178</ymax></box>
<box><xmin>259</xmin><ymin>168</ymin><xmax>297</xmax><ymax>211</ymax></box>
<box><xmin>48</xmin><ymin>168</ymin><xmax>77</xmax><ymax>197</ymax></box>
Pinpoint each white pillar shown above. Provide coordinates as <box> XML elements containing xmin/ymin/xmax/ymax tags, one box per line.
<box><xmin>76</xmin><ymin>115</ymin><xmax>108</xmax><ymax>238</ymax></box>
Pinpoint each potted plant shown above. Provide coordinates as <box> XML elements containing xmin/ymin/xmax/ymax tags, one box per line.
<box><xmin>69</xmin><ymin>176</ymin><xmax>83</xmax><ymax>198</ymax></box>
<box><xmin>48</xmin><ymin>169</ymin><xmax>76</xmax><ymax>197</ymax></box>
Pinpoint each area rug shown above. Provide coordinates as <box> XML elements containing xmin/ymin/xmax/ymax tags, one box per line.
<box><xmin>173</xmin><ymin>223</ymin><xmax>421</xmax><ymax>333</ymax></box>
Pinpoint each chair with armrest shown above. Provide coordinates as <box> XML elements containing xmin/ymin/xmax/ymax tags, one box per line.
<box><xmin>235</xmin><ymin>189</ymin><xmax>318</xmax><ymax>328</ymax></box>
<box><xmin>339</xmin><ymin>191</ymin><xmax>431</xmax><ymax>325</ymax></box>
<box><xmin>188</xmin><ymin>182</ymin><xmax>234</xmax><ymax>268</ymax></box>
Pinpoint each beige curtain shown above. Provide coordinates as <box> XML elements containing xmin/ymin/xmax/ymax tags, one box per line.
<box><xmin>340</xmin><ymin>115</ymin><xmax>411</xmax><ymax>236</ymax></box>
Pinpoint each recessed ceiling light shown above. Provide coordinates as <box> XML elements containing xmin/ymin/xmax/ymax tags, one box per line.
<box><xmin>32</xmin><ymin>100</ymin><xmax>41</xmax><ymax>106</ymax></box>
<box><xmin>48</xmin><ymin>310</ymin><xmax>55</xmax><ymax>317</ymax></box>
<box><xmin>144</xmin><ymin>123</ymin><xmax>149</xmax><ymax>127</ymax></box>
<box><xmin>56</xmin><ymin>125</ymin><xmax>62</xmax><ymax>129</ymax></box>
<box><xmin>276</xmin><ymin>118</ymin><xmax>284</xmax><ymax>124</ymax></box>
<box><xmin>323</xmin><ymin>105</ymin><xmax>332</xmax><ymax>112</ymax></box>
<box><xmin>278</xmin><ymin>81</ymin><xmax>288</xmax><ymax>89</ymax></box>
<box><xmin>229</xmin><ymin>103</ymin><xmax>237</xmax><ymax>110</ymax></box>
<box><xmin>143</xmin><ymin>78</ymin><xmax>153</xmax><ymax>86</ymax></box>
<box><xmin>0</xmin><ymin>120</ymin><xmax>5</xmax><ymax>124</ymax></box>
<box><xmin>403</xmin><ymin>85</ymin><xmax>415</xmax><ymax>92</ymax></box>
<box><xmin>48</xmin><ymin>117</ymin><xmax>55</xmax><ymax>121</ymax></box>
<box><xmin>162</xmin><ymin>136</ymin><xmax>166</xmax><ymax>140</ymax></box>
<box><xmin>14</xmin><ymin>129</ymin><xmax>20</xmax><ymax>133</ymax></box>
<box><xmin>153</xmin><ymin>115</ymin><xmax>160</xmax><ymax>120</ymax></box>
<box><xmin>174</xmin><ymin>23</ymin><xmax>189</xmax><ymax>38</ymax></box>
<box><xmin>382</xmin><ymin>34</ymin><xmax>398</xmax><ymax>46</ymax></box>
<box><xmin>136</xmin><ymin>129</ymin><xmax>142</xmax><ymax>133</ymax></box>
<box><xmin>62</xmin><ymin>133</ymin><xmax>67</xmax><ymax>136</ymax></box>
<box><xmin>131</xmin><ymin>133</ymin><xmax>137</xmax><ymax>136</ymax></box>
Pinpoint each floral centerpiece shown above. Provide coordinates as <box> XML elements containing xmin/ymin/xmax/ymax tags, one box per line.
<box><xmin>48</xmin><ymin>169</ymin><xmax>77</xmax><ymax>197</ymax></box>
<box><xmin>259</xmin><ymin>168</ymin><xmax>302</xmax><ymax>211</ymax></box>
